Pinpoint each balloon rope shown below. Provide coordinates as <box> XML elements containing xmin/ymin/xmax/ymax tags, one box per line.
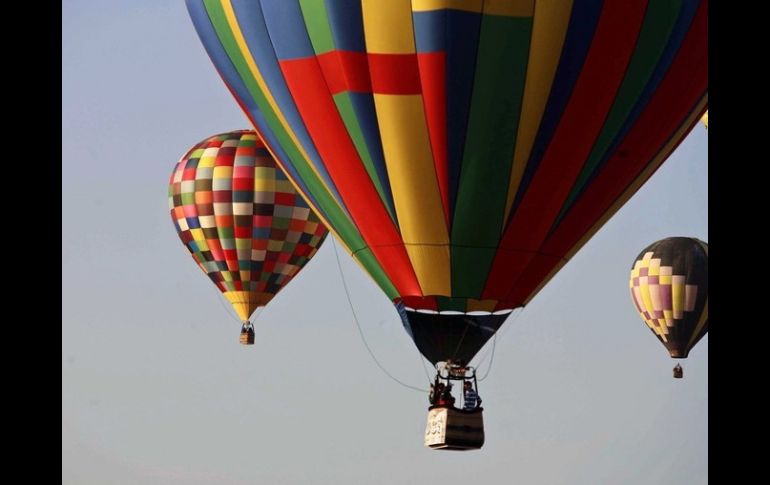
<box><xmin>477</xmin><ymin>333</ymin><xmax>497</xmax><ymax>381</ymax></box>
<box><xmin>331</xmin><ymin>237</ymin><xmax>427</xmax><ymax>393</ymax></box>
<box><xmin>250</xmin><ymin>306</ymin><xmax>264</xmax><ymax>325</ymax></box>
<box><xmin>475</xmin><ymin>308</ymin><xmax>522</xmax><ymax>381</ymax></box>
<box><xmin>450</xmin><ymin>320</ymin><xmax>472</xmax><ymax>363</ymax></box>
<box><xmin>216</xmin><ymin>291</ymin><xmax>243</xmax><ymax>324</ymax></box>
<box><xmin>417</xmin><ymin>344</ymin><xmax>433</xmax><ymax>384</ymax></box>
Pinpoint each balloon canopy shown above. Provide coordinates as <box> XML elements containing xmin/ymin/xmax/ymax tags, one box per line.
<box><xmin>186</xmin><ymin>0</ymin><xmax>708</xmax><ymax>364</ymax></box>
<box><xmin>169</xmin><ymin>130</ymin><xmax>328</xmax><ymax>323</ymax></box>
<box><xmin>629</xmin><ymin>237</ymin><xmax>708</xmax><ymax>359</ymax></box>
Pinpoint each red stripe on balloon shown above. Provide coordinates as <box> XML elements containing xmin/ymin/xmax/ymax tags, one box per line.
<box><xmin>417</xmin><ymin>52</ymin><xmax>450</xmax><ymax>226</ymax></box>
<box><xmin>539</xmin><ymin>3</ymin><xmax>709</xmax><ymax>264</ymax></box>
<box><xmin>368</xmin><ymin>53</ymin><xmax>423</xmax><ymax>95</ymax></box>
<box><xmin>279</xmin><ymin>56</ymin><xmax>422</xmax><ymax>296</ymax></box>
<box><xmin>400</xmin><ymin>295</ymin><xmax>439</xmax><ymax>311</ymax></box>
<box><xmin>483</xmin><ymin>1</ymin><xmax>649</xmax><ymax>300</ymax></box>
<box><xmin>317</xmin><ymin>50</ymin><xmax>372</xmax><ymax>94</ymax></box>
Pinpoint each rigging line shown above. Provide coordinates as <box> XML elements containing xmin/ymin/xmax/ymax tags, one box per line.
<box><xmin>417</xmin><ymin>350</ymin><xmax>433</xmax><ymax>385</ymax></box>
<box><xmin>331</xmin><ymin>238</ymin><xmax>426</xmax><ymax>393</ymax></box>
<box><xmin>477</xmin><ymin>333</ymin><xmax>497</xmax><ymax>381</ymax></box>
<box><xmin>216</xmin><ymin>290</ymin><xmax>243</xmax><ymax>324</ymax></box>
<box><xmin>451</xmin><ymin>318</ymin><xmax>472</xmax><ymax>363</ymax></box>
<box><xmin>475</xmin><ymin>308</ymin><xmax>521</xmax><ymax>366</ymax></box>
<box><xmin>475</xmin><ymin>308</ymin><xmax>523</xmax><ymax>380</ymax></box>
<box><xmin>250</xmin><ymin>306</ymin><xmax>264</xmax><ymax>324</ymax></box>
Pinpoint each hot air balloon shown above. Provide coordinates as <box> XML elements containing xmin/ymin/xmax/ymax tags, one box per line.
<box><xmin>168</xmin><ymin>130</ymin><xmax>328</xmax><ymax>344</ymax></box>
<box><xmin>629</xmin><ymin>237</ymin><xmax>708</xmax><ymax>379</ymax></box>
<box><xmin>186</xmin><ymin>0</ymin><xmax>707</xmax><ymax>448</ymax></box>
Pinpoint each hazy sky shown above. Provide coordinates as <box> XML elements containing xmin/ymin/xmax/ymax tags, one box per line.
<box><xmin>63</xmin><ymin>2</ymin><xmax>708</xmax><ymax>484</ymax></box>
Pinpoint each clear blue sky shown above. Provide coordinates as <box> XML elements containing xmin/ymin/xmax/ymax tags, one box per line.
<box><xmin>63</xmin><ymin>2</ymin><xmax>707</xmax><ymax>484</ymax></box>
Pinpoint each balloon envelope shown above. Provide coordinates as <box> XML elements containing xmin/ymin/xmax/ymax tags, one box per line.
<box><xmin>169</xmin><ymin>130</ymin><xmax>328</xmax><ymax>322</ymax></box>
<box><xmin>629</xmin><ymin>237</ymin><xmax>708</xmax><ymax>359</ymax></box>
<box><xmin>187</xmin><ymin>1</ymin><xmax>708</xmax><ymax>363</ymax></box>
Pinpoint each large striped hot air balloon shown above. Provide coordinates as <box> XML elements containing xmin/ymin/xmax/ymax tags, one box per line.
<box><xmin>629</xmin><ymin>237</ymin><xmax>708</xmax><ymax>378</ymax></box>
<box><xmin>185</xmin><ymin>1</ymin><xmax>707</xmax><ymax>366</ymax></box>
<box><xmin>168</xmin><ymin>130</ymin><xmax>328</xmax><ymax>344</ymax></box>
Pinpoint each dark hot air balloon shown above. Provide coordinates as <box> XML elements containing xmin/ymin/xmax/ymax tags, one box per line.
<box><xmin>629</xmin><ymin>237</ymin><xmax>708</xmax><ymax>378</ymax></box>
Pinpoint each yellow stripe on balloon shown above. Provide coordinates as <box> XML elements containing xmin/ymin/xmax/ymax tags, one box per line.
<box><xmin>402</xmin><ymin>243</ymin><xmax>451</xmax><ymax>295</ymax></box>
<box><xmin>466</xmin><ymin>299</ymin><xmax>498</xmax><ymax>312</ymax></box>
<box><xmin>648</xmin><ymin>257</ymin><xmax>660</xmax><ymax>275</ymax></box>
<box><xmin>639</xmin><ymin>277</ymin><xmax>655</xmax><ymax>318</ymax></box>
<box><xmin>631</xmin><ymin>286</ymin><xmax>643</xmax><ymax>312</ymax></box>
<box><xmin>649</xmin><ymin>282</ymin><xmax>662</xmax><ymax>312</ymax></box>
<box><xmin>225</xmin><ymin>291</ymin><xmax>273</xmax><ymax>321</ymax></box>
<box><xmin>362</xmin><ymin>0</ymin><xmax>415</xmax><ymax>53</ymax></box>
<box><xmin>411</xmin><ymin>0</ymin><xmax>532</xmax><ymax>16</ymax></box>
<box><xmin>412</xmin><ymin>0</ymin><xmax>483</xmax><ymax>13</ymax></box>
<box><xmin>671</xmin><ymin>275</ymin><xmax>685</xmax><ymax>318</ymax></box>
<box><xmin>213</xmin><ymin>165</ymin><xmax>233</xmax><ymax>180</ymax></box>
<box><xmin>190</xmin><ymin>228</ymin><xmax>205</xmax><ymax>243</ymax></box>
<box><xmin>362</xmin><ymin>0</ymin><xmax>451</xmax><ymax>295</ymax></box>
<box><xmin>198</xmin><ymin>153</ymin><xmax>217</xmax><ymax>168</ymax></box>
<box><xmin>374</xmin><ymin>94</ymin><xmax>451</xmax><ymax>294</ymax></box>
<box><xmin>504</xmin><ymin>0</ymin><xmax>574</xmax><ymax>221</ymax></box>
<box><xmin>663</xmin><ymin>309</ymin><xmax>673</xmax><ymax>327</ymax></box>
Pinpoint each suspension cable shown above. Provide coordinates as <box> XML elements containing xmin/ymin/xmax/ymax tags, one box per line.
<box><xmin>216</xmin><ymin>291</ymin><xmax>243</xmax><ymax>324</ymax></box>
<box><xmin>474</xmin><ymin>308</ymin><xmax>523</xmax><ymax>381</ymax></box>
<box><xmin>331</xmin><ymin>238</ymin><xmax>427</xmax><ymax>393</ymax></box>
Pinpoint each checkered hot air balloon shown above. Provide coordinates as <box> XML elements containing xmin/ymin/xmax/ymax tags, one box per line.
<box><xmin>629</xmin><ymin>237</ymin><xmax>708</xmax><ymax>378</ymax></box>
<box><xmin>168</xmin><ymin>130</ymin><xmax>328</xmax><ymax>344</ymax></box>
<box><xmin>185</xmin><ymin>1</ymin><xmax>707</xmax><ymax>367</ymax></box>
